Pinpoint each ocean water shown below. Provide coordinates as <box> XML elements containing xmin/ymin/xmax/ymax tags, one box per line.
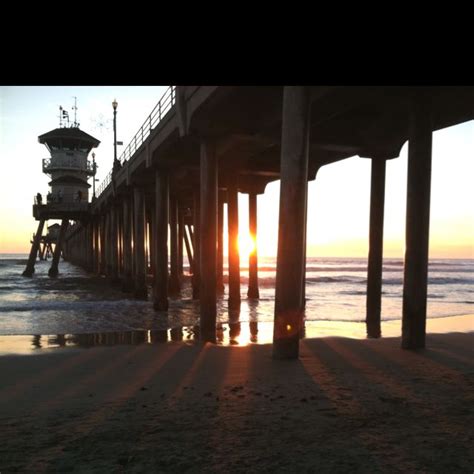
<box><xmin>0</xmin><ymin>254</ymin><xmax>472</xmax><ymax>348</ymax></box>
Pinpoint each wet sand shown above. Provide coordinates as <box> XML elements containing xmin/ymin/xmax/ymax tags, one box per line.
<box><xmin>0</xmin><ymin>327</ymin><xmax>473</xmax><ymax>473</ymax></box>
<box><xmin>0</xmin><ymin>314</ymin><xmax>472</xmax><ymax>356</ymax></box>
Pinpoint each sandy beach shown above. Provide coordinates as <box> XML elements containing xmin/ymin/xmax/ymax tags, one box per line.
<box><xmin>1</xmin><ymin>85</ymin><xmax>473</xmax><ymax>473</ymax></box>
<box><xmin>0</xmin><ymin>326</ymin><xmax>473</xmax><ymax>473</ymax></box>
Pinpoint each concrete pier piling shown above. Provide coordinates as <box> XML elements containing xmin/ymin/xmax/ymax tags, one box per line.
<box><xmin>273</xmin><ymin>86</ymin><xmax>311</xmax><ymax>360</ymax></box>
<box><xmin>247</xmin><ymin>192</ymin><xmax>260</xmax><ymax>299</ymax></box>
<box><xmin>366</xmin><ymin>158</ymin><xmax>386</xmax><ymax>338</ymax></box>
<box><xmin>48</xmin><ymin>219</ymin><xmax>69</xmax><ymax>277</ymax></box>
<box><xmin>192</xmin><ymin>190</ymin><xmax>200</xmax><ymax>300</ymax></box>
<box><xmin>216</xmin><ymin>197</ymin><xmax>225</xmax><ymax>294</ymax></box>
<box><xmin>85</xmin><ymin>222</ymin><xmax>93</xmax><ymax>272</ymax></box>
<box><xmin>402</xmin><ymin>97</ymin><xmax>433</xmax><ymax>350</ymax></box>
<box><xmin>178</xmin><ymin>206</ymin><xmax>184</xmax><ymax>276</ymax></box>
<box><xmin>227</xmin><ymin>174</ymin><xmax>241</xmax><ymax>312</ymax></box>
<box><xmin>121</xmin><ymin>195</ymin><xmax>134</xmax><ymax>292</ymax></box>
<box><xmin>169</xmin><ymin>195</ymin><xmax>180</xmax><ymax>296</ymax></box>
<box><xmin>105</xmin><ymin>212</ymin><xmax>112</xmax><ymax>276</ymax></box>
<box><xmin>153</xmin><ymin>169</ymin><xmax>169</xmax><ymax>311</ymax></box>
<box><xmin>23</xmin><ymin>219</ymin><xmax>46</xmax><ymax>276</ymax></box>
<box><xmin>184</xmin><ymin>225</ymin><xmax>194</xmax><ymax>274</ymax></box>
<box><xmin>93</xmin><ymin>219</ymin><xmax>100</xmax><ymax>273</ymax></box>
<box><xmin>99</xmin><ymin>214</ymin><xmax>106</xmax><ymax>275</ymax></box>
<box><xmin>110</xmin><ymin>204</ymin><xmax>120</xmax><ymax>283</ymax></box>
<box><xmin>199</xmin><ymin>138</ymin><xmax>218</xmax><ymax>342</ymax></box>
<box><xmin>148</xmin><ymin>200</ymin><xmax>155</xmax><ymax>279</ymax></box>
<box><xmin>133</xmin><ymin>187</ymin><xmax>148</xmax><ymax>300</ymax></box>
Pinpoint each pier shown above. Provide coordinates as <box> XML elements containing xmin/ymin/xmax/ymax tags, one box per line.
<box><xmin>24</xmin><ymin>86</ymin><xmax>474</xmax><ymax>358</ymax></box>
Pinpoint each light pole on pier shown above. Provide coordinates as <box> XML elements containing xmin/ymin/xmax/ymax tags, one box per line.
<box><xmin>112</xmin><ymin>99</ymin><xmax>119</xmax><ymax>173</ymax></box>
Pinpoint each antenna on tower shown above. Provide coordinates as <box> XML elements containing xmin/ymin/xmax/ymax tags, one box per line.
<box><xmin>72</xmin><ymin>96</ymin><xmax>79</xmax><ymax>128</ymax></box>
<box><xmin>59</xmin><ymin>105</ymin><xmax>70</xmax><ymax>128</ymax></box>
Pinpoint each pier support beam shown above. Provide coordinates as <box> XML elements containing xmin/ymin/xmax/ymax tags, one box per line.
<box><xmin>247</xmin><ymin>192</ymin><xmax>260</xmax><ymax>299</ymax></box>
<box><xmin>148</xmin><ymin>200</ymin><xmax>155</xmax><ymax>278</ymax></box>
<box><xmin>217</xmin><ymin>196</ymin><xmax>225</xmax><ymax>293</ymax></box>
<box><xmin>85</xmin><ymin>222</ymin><xmax>94</xmax><ymax>272</ymax></box>
<box><xmin>366</xmin><ymin>158</ymin><xmax>386</xmax><ymax>338</ymax></box>
<box><xmin>46</xmin><ymin>242</ymin><xmax>52</xmax><ymax>260</ymax></box>
<box><xmin>153</xmin><ymin>169</ymin><xmax>169</xmax><ymax>311</ymax></box>
<box><xmin>200</xmin><ymin>138</ymin><xmax>218</xmax><ymax>342</ymax></box>
<box><xmin>145</xmin><ymin>208</ymin><xmax>150</xmax><ymax>276</ymax></box>
<box><xmin>23</xmin><ymin>219</ymin><xmax>46</xmax><ymax>276</ymax></box>
<box><xmin>99</xmin><ymin>214</ymin><xmax>106</xmax><ymax>275</ymax></box>
<box><xmin>39</xmin><ymin>241</ymin><xmax>46</xmax><ymax>261</ymax></box>
<box><xmin>273</xmin><ymin>86</ymin><xmax>310</xmax><ymax>360</ymax></box>
<box><xmin>133</xmin><ymin>187</ymin><xmax>148</xmax><ymax>300</ymax></box>
<box><xmin>93</xmin><ymin>218</ymin><xmax>100</xmax><ymax>273</ymax></box>
<box><xmin>227</xmin><ymin>174</ymin><xmax>241</xmax><ymax>311</ymax></box>
<box><xmin>188</xmin><ymin>224</ymin><xmax>195</xmax><ymax>252</ymax></box>
<box><xmin>122</xmin><ymin>195</ymin><xmax>134</xmax><ymax>292</ymax></box>
<box><xmin>105</xmin><ymin>212</ymin><xmax>112</xmax><ymax>275</ymax></box>
<box><xmin>301</xmin><ymin>187</ymin><xmax>308</xmax><ymax>314</ymax></box>
<box><xmin>117</xmin><ymin>204</ymin><xmax>123</xmax><ymax>276</ymax></box>
<box><xmin>48</xmin><ymin>219</ymin><xmax>69</xmax><ymax>277</ymax></box>
<box><xmin>178</xmin><ymin>206</ymin><xmax>184</xmax><ymax>276</ymax></box>
<box><xmin>169</xmin><ymin>195</ymin><xmax>181</xmax><ymax>295</ymax></box>
<box><xmin>110</xmin><ymin>205</ymin><xmax>120</xmax><ymax>283</ymax></box>
<box><xmin>184</xmin><ymin>225</ymin><xmax>194</xmax><ymax>274</ymax></box>
<box><xmin>192</xmin><ymin>191</ymin><xmax>201</xmax><ymax>299</ymax></box>
<box><xmin>82</xmin><ymin>227</ymin><xmax>87</xmax><ymax>268</ymax></box>
<box><xmin>402</xmin><ymin>98</ymin><xmax>432</xmax><ymax>350</ymax></box>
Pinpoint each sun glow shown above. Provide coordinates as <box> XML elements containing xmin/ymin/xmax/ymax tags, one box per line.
<box><xmin>238</xmin><ymin>233</ymin><xmax>256</xmax><ymax>261</ymax></box>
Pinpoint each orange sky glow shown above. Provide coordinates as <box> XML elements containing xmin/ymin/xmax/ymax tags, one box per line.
<box><xmin>0</xmin><ymin>87</ymin><xmax>472</xmax><ymax>260</ymax></box>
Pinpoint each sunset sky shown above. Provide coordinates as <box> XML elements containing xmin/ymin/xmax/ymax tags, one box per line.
<box><xmin>1</xmin><ymin>86</ymin><xmax>473</xmax><ymax>259</ymax></box>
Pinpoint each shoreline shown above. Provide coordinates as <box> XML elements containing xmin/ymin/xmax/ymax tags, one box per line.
<box><xmin>0</xmin><ymin>313</ymin><xmax>472</xmax><ymax>356</ymax></box>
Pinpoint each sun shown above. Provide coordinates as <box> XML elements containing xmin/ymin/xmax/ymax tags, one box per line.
<box><xmin>238</xmin><ymin>232</ymin><xmax>256</xmax><ymax>261</ymax></box>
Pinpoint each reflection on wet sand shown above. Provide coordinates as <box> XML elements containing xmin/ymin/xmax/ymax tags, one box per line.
<box><xmin>249</xmin><ymin>321</ymin><xmax>258</xmax><ymax>343</ymax></box>
<box><xmin>32</xmin><ymin>335</ymin><xmax>42</xmax><ymax>349</ymax></box>
<box><xmin>23</xmin><ymin>301</ymin><xmax>267</xmax><ymax>351</ymax></box>
<box><xmin>0</xmin><ymin>298</ymin><xmax>341</xmax><ymax>353</ymax></box>
<box><xmin>229</xmin><ymin>321</ymin><xmax>241</xmax><ymax>345</ymax></box>
<box><xmin>8</xmin><ymin>298</ymin><xmax>467</xmax><ymax>355</ymax></box>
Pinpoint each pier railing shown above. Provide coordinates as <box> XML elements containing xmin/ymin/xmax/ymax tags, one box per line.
<box><xmin>43</xmin><ymin>158</ymin><xmax>95</xmax><ymax>175</ymax></box>
<box><xmin>34</xmin><ymin>193</ymin><xmax>91</xmax><ymax>205</ymax></box>
<box><xmin>96</xmin><ymin>85</ymin><xmax>176</xmax><ymax>198</ymax></box>
<box><xmin>96</xmin><ymin>169</ymin><xmax>112</xmax><ymax>198</ymax></box>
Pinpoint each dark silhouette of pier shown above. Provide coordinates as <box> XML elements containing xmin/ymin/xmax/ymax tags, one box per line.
<box><xmin>24</xmin><ymin>86</ymin><xmax>474</xmax><ymax>358</ymax></box>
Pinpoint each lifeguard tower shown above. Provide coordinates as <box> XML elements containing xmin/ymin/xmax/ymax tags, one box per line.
<box><xmin>23</xmin><ymin>103</ymin><xmax>100</xmax><ymax>277</ymax></box>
